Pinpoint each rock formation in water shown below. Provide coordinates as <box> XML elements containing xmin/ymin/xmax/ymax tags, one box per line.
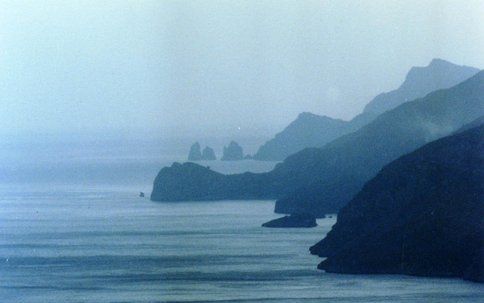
<box><xmin>202</xmin><ymin>146</ymin><xmax>216</xmax><ymax>161</ymax></box>
<box><xmin>188</xmin><ymin>143</ymin><xmax>217</xmax><ymax>161</ymax></box>
<box><xmin>188</xmin><ymin>142</ymin><xmax>202</xmax><ymax>161</ymax></box>
<box><xmin>252</xmin><ymin>59</ymin><xmax>479</xmax><ymax>161</ymax></box>
<box><xmin>262</xmin><ymin>214</ymin><xmax>317</xmax><ymax>228</ymax></box>
<box><xmin>151</xmin><ymin>71</ymin><xmax>484</xmax><ymax>217</ymax></box>
<box><xmin>310</xmin><ymin>123</ymin><xmax>484</xmax><ymax>282</ymax></box>
<box><xmin>221</xmin><ymin>141</ymin><xmax>244</xmax><ymax>161</ymax></box>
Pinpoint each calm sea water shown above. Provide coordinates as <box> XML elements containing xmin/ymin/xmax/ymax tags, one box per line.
<box><xmin>0</xmin><ymin>143</ymin><xmax>483</xmax><ymax>302</ymax></box>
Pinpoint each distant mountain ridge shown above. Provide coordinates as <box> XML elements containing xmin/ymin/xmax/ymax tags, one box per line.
<box><xmin>274</xmin><ymin>70</ymin><xmax>484</xmax><ymax>216</ymax></box>
<box><xmin>253</xmin><ymin>113</ymin><xmax>349</xmax><ymax>161</ymax></box>
<box><xmin>310</xmin><ymin>122</ymin><xmax>484</xmax><ymax>282</ymax></box>
<box><xmin>363</xmin><ymin>58</ymin><xmax>480</xmax><ymax>114</ymax></box>
<box><xmin>151</xmin><ymin>71</ymin><xmax>484</xmax><ymax>213</ymax></box>
<box><xmin>252</xmin><ymin>59</ymin><xmax>480</xmax><ymax>161</ymax></box>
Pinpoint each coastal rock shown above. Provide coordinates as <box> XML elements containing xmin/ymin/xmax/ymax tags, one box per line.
<box><xmin>262</xmin><ymin>214</ymin><xmax>317</xmax><ymax>228</ymax></box>
<box><xmin>188</xmin><ymin>143</ymin><xmax>217</xmax><ymax>161</ymax></box>
<box><xmin>310</xmin><ymin>124</ymin><xmax>484</xmax><ymax>282</ymax></box>
<box><xmin>188</xmin><ymin>142</ymin><xmax>202</xmax><ymax>161</ymax></box>
<box><xmin>221</xmin><ymin>141</ymin><xmax>244</xmax><ymax>161</ymax></box>
<box><xmin>202</xmin><ymin>146</ymin><xmax>216</xmax><ymax>160</ymax></box>
<box><xmin>150</xmin><ymin>162</ymin><xmax>276</xmax><ymax>201</ymax></box>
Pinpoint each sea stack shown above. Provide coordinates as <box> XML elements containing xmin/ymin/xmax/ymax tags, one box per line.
<box><xmin>202</xmin><ymin>146</ymin><xmax>216</xmax><ymax>160</ymax></box>
<box><xmin>221</xmin><ymin>141</ymin><xmax>244</xmax><ymax>161</ymax></box>
<box><xmin>188</xmin><ymin>142</ymin><xmax>202</xmax><ymax>161</ymax></box>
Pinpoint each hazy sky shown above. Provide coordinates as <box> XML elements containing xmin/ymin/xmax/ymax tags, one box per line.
<box><xmin>1</xmin><ymin>0</ymin><xmax>483</xmax><ymax>138</ymax></box>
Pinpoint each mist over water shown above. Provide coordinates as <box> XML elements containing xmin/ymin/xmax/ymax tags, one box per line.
<box><xmin>0</xmin><ymin>136</ymin><xmax>273</xmax><ymax>192</ymax></box>
<box><xmin>0</xmin><ymin>144</ymin><xmax>483</xmax><ymax>302</ymax></box>
<box><xmin>0</xmin><ymin>1</ymin><xmax>483</xmax><ymax>301</ymax></box>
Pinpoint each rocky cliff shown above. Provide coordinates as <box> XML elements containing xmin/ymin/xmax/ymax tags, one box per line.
<box><xmin>310</xmin><ymin>123</ymin><xmax>484</xmax><ymax>282</ymax></box>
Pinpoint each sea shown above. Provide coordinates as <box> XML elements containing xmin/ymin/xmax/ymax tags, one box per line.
<box><xmin>0</xmin><ymin>137</ymin><xmax>482</xmax><ymax>302</ymax></box>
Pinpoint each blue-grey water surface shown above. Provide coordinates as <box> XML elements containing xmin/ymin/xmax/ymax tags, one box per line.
<box><xmin>0</xmin><ymin>142</ymin><xmax>483</xmax><ymax>302</ymax></box>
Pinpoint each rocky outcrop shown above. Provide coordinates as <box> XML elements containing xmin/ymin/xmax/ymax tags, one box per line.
<box><xmin>221</xmin><ymin>141</ymin><xmax>244</xmax><ymax>161</ymax></box>
<box><xmin>252</xmin><ymin>59</ymin><xmax>479</xmax><ymax>161</ymax></box>
<box><xmin>152</xmin><ymin>71</ymin><xmax>484</xmax><ymax>217</ymax></box>
<box><xmin>150</xmin><ymin>162</ymin><xmax>277</xmax><ymax>201</ymax></box>
<box><xmin>188</xmin><ymin>143</ymin><xmax>217</xmax><ymax>161</ymax></box>
<box><xmin>202</xmin><ymin>147</ymin><xmax>216</xmax><ymax>161</ymax></box>
<box><xmin>188</xmin><ymin>142</ymin><xmax>202</xmax><ymax>161</ymax></box>
<box><xmin>310</xmin><ymin>124</ymin><xmax>484</xmax><ymax>282</ymax></box>
<box><xmin>262</xmin><ymin>214</ymin><xmax>317</xmax><ymax>228</ymax></box>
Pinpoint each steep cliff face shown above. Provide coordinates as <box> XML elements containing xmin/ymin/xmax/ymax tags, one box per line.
<box><xmin>151</xmin><ymin>71</ymin><xmax>484</xmax><ymax>213</ymax></box>
<box><xmin>251</xmin><ymin>59</ymin><xmax>479</xmax><ymax>162</ymax></box>
<box><xmin>310</xmin><ymin>124</ymin><xmax>484</xmax><ymax>282</ymax></box>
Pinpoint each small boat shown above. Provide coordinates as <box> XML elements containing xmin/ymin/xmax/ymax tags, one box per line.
<box><xmin>139</xmin><ymin>192</ymin><xmax>145</xmax><ymax>198</ymax></box>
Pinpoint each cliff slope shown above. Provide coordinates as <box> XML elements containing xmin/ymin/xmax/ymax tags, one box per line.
<box><xmin>310</xmin><ymin>123</ymin><xmax>484</xmax><ymax>282</ymax></box>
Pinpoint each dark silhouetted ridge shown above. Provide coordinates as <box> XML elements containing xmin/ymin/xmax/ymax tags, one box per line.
<box><xmin>310</xmin><ymin>123</ymin><xmax>484</xmax><ymax>282</ymax></box>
